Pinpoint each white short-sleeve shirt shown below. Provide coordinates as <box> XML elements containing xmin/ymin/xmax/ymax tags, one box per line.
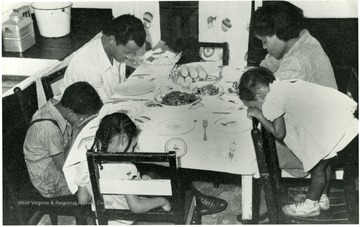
<box><xmin>262</xmin><ymin>80</ymin><xmax>358</xmax><ymax>172</ymax></box>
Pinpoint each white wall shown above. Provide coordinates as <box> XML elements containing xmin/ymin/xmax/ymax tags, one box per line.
<box><xmin>255</xmin><ymin>0</ymin><xmax>357</xmax><ymax>18</ymax></box>
<box><xmin>71</xmin><ymin>2</ymin><xmax>113</xmax><ymax>9</ymax></box>
<box><xmin>290</xmin><ymin>0</ymin><xmax>358</xmax><ymax>18</ymax></box>
<box><xmin>1</xmin><ymin>2</ymin><xmax>31</xmax><ymax>23</ymax></box>
<box><xmin>3</xmin><ymin>1</ymin><xmax>358</xmax><ymax>23</ymax></box>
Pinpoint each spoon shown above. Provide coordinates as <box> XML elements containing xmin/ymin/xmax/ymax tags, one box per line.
<box><xmin>228</xmin><ymin>88</ymin><xmax>237</xmax><ymax>94</ymax></box>
<box><xmin>221</xmin><ymin>121</ymin><xmax>236</xmax><ymax>126</ymax></box>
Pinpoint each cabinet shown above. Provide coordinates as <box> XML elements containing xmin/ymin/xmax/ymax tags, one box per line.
<box><xmin>160</xmin><ymin>1</ymin><xmax>199</xmax><ymax>53</ymax></box>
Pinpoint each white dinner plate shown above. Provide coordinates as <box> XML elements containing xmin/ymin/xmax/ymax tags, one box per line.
<box><xmin>155</xmin><ymin>119</ymin><xmax>195</xmax><ymax>136</ymax></box>
<box><xmin>106</xmin><ymin>104</ymin><xmax>143</xmax><ymax>118</ymax></box>
<box><xmin>165</xmin><ymin>137</ymin><xmax>188</xmax><ymax>158</ymax></box>
<box><xmin>115</xmin><ymin>79</ymin><xmax>156</xmax><ymax>96</ymax></box>
<box><xmin>212</xmin><ymin>117</ymin><xmax>251</xmax><ymax>133</ymax></box>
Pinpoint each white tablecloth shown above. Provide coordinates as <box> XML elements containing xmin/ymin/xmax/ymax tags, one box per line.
<box><xmin>63</xmin><ymin>62</ymin><xmax>258</xmax><ymax>194</ymax></box>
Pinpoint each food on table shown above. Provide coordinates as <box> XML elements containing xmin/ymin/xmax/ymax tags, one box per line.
<box><xmin>196</xmin><ymin>65</ymin><xmax>207</xmax><ymax>80</ymax></box>
<box><xmin>200</xmin><ymin>84</ymin><xmax>220</xmax><ymax>95</ymax></box>
<box><xmin>183</xmin><ymin>76</ymin><xmax>192</xmax><ymax>87</ymax></box>
<box><xmin>188</xmin><ymin>65</ymin><xmax>199</xmax><ymax>79</ymax></box>
<box><xmin>160</xmin><ymin>91</ymin><xmax>198</xmax><ymax>106</ymax></box>
<box><xmin>176</xmin><ymin>76</ymin><xmax>185</xmax><ymax>86</ymax></box>
<box><xmin>179</xmin><ymin>65</ymin><xmax>189</xmax><ymax>77</ymax></box>
<box><xmin>172</xmin><ymin>63</ymin><xmax>210</xmax><ymax>88</ymax></box>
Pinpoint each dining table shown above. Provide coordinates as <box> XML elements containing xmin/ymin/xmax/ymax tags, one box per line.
<box><xmin>63</xmin><ymin>58</ymin><xmax>259</xmax><ymax>223</ymax></box>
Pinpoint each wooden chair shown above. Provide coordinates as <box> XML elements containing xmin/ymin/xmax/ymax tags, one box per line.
<box><xmin>41</xmin><ymin>66</ymin><xmax>67</xmax><ymax>100</ymax></box>
<box><xmin>345</xmin><ymin>67</ymin><xmax>358</xmax><ymax>117</ymax></box>
<box><xmin>251</xmin><ymin>119</ymin><xmax>358</xmax><ymax>224</ymax></box>
<box><xmin>87</xmin><ymin>149</ymin><xmax>201</xmax><ymax>225</ymax></box>
<box><xmin>178</xmin><ymin>42</ymin><xmax>229</xmax><ymax>66</ymax></box>
<box><xmin>2</xmin><ymin>83</ymin><xmax>91</xmax><ymax>225</ymax></box>
<box><xmin>198</xmin><ymin>42</ymin><xmax>230</xmax><ymax>66</ymax></box>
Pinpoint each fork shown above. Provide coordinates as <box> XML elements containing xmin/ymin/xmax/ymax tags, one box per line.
<box><xmin>213</xmin><ymin>65</ymin><xmax>224</xmax><ymax>84</ymax></box>
<box><xmin>202</xmin><ymin>120</ymin><xmax>208</xmax><ymax>141</ymax></box>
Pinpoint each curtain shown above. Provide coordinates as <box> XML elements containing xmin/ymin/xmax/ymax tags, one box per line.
<box><xmin>112</xmin><ymin>1</ymin><xmax>161</xmax><ymax>55</ymax></box>
<box><xmin>198</xmin><ymin>1</ymin><xmax>252</xmax><ymax>68</ymax></box>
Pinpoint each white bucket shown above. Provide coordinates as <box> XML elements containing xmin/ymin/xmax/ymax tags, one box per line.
<box><xmin>31</xmin><ymin>2</ymin><xmax>72</xmax><ymax>38</ymax></box>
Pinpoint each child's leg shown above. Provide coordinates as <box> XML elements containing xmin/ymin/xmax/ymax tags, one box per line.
<box><xmin>282</xmin><ymin>159</ymin><xmax>331</xmax><ymax>217</ymax></box>
<box><xmin>307</xmin><ymin>159</ymin><xmax>331</xmax><ymax>201</ymax></box>
<box><xmin>323</xmin><ymin>163</ymin><xmax>332</xmax><ymax>195</ymax></box>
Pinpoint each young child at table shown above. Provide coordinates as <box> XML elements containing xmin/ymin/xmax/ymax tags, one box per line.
<box><xmin>238</xmin><ymin>67</ymin><xmax>358</xmax><ymax>217</ymax></box>
<box><xmin>75</xmin><ymin>113</ymin><xmax>171</xmax><ymax>224</ymax></box>
<box><xmin>24</xmin><ymin>81</ymin><xmax>103</xmax><ymax>198</ymax></box>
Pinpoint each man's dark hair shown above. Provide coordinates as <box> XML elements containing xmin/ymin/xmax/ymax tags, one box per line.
<box><xmin>102</xmin><ymin>14</ymin><xmax>146</xmax><ymax>47</ymax></box>
<box><xmin>250</xmin><ymin>1</ymin><xmax>304</xmax><ymax>41</ymax></box>
<box><xmin>60</xmin><ymin>82</ymin><xmax>103</xmax><ymax>115</ymax></box>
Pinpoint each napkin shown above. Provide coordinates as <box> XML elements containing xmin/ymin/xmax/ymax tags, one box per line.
<box><xmin>144</xmin><ymin>49</ymin><xmax>182</xmax><ymax>66</ymax></box>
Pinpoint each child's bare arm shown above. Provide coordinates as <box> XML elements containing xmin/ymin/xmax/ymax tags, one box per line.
<box><xmin>125</xmin><ymin>195</ymin><xmax>171</xmax><ymax>214</ymax></box>
<box><xmin>247</xmin><ymin>107</ymin><xmax>286</xmax><ymax>140</ymax></box>
<box><xmin>77</xmin><ymin>186</ymin><xmax>92</xmax><ymax>205</ymax></box>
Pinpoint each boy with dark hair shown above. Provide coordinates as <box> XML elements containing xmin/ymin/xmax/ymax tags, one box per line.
<box><xmin>250</xmin><ymin>1</ymin><xmax>337</xmax><ymax>89</ymax></box>
<box><xmin>24</xmin><ymin>82</ymin><xmax>103</xmax><ymax>198</ymax></box>
<box><xmin>60</xmin><ymin>14</ymin><xmax>146</xmax><ymax>102</ymax></box>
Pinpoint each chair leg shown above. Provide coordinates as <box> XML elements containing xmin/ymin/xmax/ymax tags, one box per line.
<box><xmin>49</xmin><ymin>212</ymin><xmax>58</xmax><ymax>225</ymax></box>
<box><xmin>343</xmin><ymin>164</ymin><xmax>359</xmax><ymax>224</ymax></box>
<box><xmin>74</xmin><ymin>205</ymin><xmax>92</xmax><ymax>225</ymax></box>
<box><xmin>191</xmin><ymin>207</ymin><xmax>202</xmax><ymax>224</ymax></box>
<box><xmin>251</xmin><ymin>178</ymin><xmax>261</xmax><ymax>223</ymax></box>
<box><xmin>27</xmin><ymin>210</ymin><xmax>46</xmax><ymax>225</ymax></box>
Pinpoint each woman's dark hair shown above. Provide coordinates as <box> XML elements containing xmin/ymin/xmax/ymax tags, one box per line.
<box><xmin>250</xmin><ymin>1</ymin><xmax>304</xmax><ymax>41</ymax></box>
<box><xmin>102</xmin><ymin>14</ymin><xmax>146</xmax><ymax>47</ymax></box>
<box><xmin>238</xmin><ymin>66</ymin><xmax>276</xmax><ymax>101</ymax></box>
<box><xmin>91</xmin><ymin>113</ymin><xmax>141</xmax><ymax>153</ymax></box>
<box><xmin>60</xmin><ymin>81</ymin><xmax>103</xmax><ymax>115</ymax></box>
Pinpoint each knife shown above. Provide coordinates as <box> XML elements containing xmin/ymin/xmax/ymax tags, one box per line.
<box><xmin>109</xmin><ymin>98</ymin><xmax>149</xmax><ymax>101</ymax></box>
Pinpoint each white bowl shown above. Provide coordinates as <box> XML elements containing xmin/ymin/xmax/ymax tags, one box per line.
<box><xmin>154</xmin><ymin>90</ymin><xmax>201</xmax><ymax>112</ymax></box>
<box><xmin>191</xmin><ymin>82</ymin><xmax>224</xmax><ymax>101</ymax></box>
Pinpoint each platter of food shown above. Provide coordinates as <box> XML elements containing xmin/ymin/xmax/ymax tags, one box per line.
<box><xmin>154</xmin><ymin>90</ymin><xmax>201</xmax><ymax>112</ymax></box>
<box><xmin>169</xmin><ymin>62</ymin><xmax>220</xmax><ymax>88</ymax></box>
<box><xmin>192</xmin><ymin>83</ymin><xmax>224</xmax><ymax>101</ymax></box>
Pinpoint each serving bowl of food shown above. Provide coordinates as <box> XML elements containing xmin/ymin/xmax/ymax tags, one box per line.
<box><xmin>154</xmin><ymin>90</ymin><xmax>201</xmax><ymax>112</ymax></box>
<box><xmin>191</xmin><ymin>83</ymin><xmax>224</xmax><ymax>101</ymax></box>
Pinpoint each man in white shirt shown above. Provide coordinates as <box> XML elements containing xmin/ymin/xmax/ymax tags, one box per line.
<box><xmin>60</xmin><ymin>14</ymin><xmax>146</xmax><ymax>102</ymax></box>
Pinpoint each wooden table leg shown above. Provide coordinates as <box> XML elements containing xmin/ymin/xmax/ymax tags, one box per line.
<box><xmin>240</xmin><ymin>175</ymin><xmax>253</xmax><ymax>224</ymax></box>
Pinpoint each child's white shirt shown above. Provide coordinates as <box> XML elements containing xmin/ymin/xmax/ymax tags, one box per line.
<box><xmin>262</xmin><ymin>80</ymin><xmax>358</xmax><ymax>172</ymax></box>
<box><xmin>75</xmin><ymin>161</ymin><xmax>139</xmax><ymax>225</ymax></box>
